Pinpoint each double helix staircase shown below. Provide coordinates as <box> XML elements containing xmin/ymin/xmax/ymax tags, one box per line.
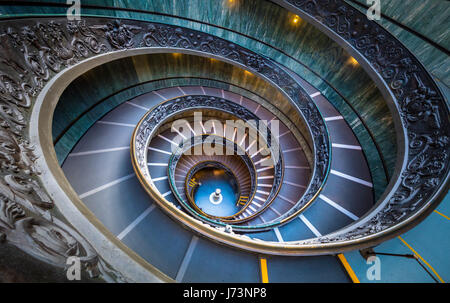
<box><xmin>62</xmin><ymin>84</ymin><xmax>374</xmax><ymax>282</ymax></box>
<box><xmin>0</xmin><ymin>0</ymin><xmax>447</xmax><ymax>283</ymax></box>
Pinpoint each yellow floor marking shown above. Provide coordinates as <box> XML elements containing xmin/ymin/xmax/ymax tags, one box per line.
<box><xmin>337</xmin><ymin>253</ymin><xmax>360</xmax><ymax>283</ymax></box>
<box><xmin>398</xmin><ymin>236</ymin><xmax>445</xmax><ymax>283</ymax></box>
<box><xmin>259</xmin><ymin>257</ymin><xmax>269</xmax><ymax>283</ymax></box>
<box><xmin>434</xmin><ymin>210</ymin><xmax>450</xmax><ymax>220</ymax></box>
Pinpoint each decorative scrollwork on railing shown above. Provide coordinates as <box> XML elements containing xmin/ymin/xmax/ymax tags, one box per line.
<box><xmin>276</xmin><ymin>0</ymin><xmax>449</xmax><ymax>244</ymax></box>
<box><xmin>133</xmin><ymin>95</ymin><xmax>316</xmax><ymax>231</ymax></box>
<box><xmin>0</xmin><ymin>20</ymin><xmax>128</xmax><ymax>281</ymax></box>
<box><xmin>0</xmin><ymin>173</ymin><xmax>127</xmax><ymax>282</ymax></box>
<box><xmin>0</xmin><ymin>16</ymin><xmax>328</xmax><ymax>266</ymax></box>
<box><xmin>3</xmin><ymin>1</ymin><xmax>442</xmax><ymax>261</ymax></box>
<box><xmin>134</xmin><ymin>95</ymin><xmax>285</xmax><ymax>179</ymax></box>
<box><xmin>134</xmin><ymin>95</ymin><xmax>285</xmax><ymax>186</ymax></box>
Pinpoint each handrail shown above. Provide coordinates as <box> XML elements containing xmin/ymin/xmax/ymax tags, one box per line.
<box><xmin>133</xmin><ymin>95</ymin><xmax>319</xmax><ymax>231</ymax></box>
<box><xmin>8</xmin><ymin>8</ymin><xmax>444</xmax><ymax>261</ymax></box>
<box><xmin>169</xmin><ymin>135</ymin><xmax>258</xmax><ymax>221</ymax></box>
<box><xmin>271</xmin><ymin>0</ymin><xmax>449</xmax><ymax>246</ymax></box>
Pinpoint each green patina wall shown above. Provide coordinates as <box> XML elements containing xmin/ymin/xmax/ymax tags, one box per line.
<box><xmin>53</xmin><ymin>54</ymin><xmax>291</xmax><ymax>140</ymax></box>
<box><xmin>1</xmin><ymin>0</ymin><xmax>399</xmax><ymax>199</ymax></box>
<box><xmin>350</xmin><ymin>0</ymin><xmax>449</xmax><ymax>48</ymax></box>
<box><xmin>53</xmin><ymin>54</ymin><xmax>300</xmax><ymax>159</ymax></box>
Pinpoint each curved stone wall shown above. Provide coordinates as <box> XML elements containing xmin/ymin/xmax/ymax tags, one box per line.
<box><xmin>0</xmin><ymin>0</ymin><xmax>446</xmax><ymax>281</ymax></box>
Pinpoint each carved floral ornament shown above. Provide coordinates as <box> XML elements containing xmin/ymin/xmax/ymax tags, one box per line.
<box><xmin>281</xmin><ymin>0</ymin><xmax>448</xmax><ymax>244</ymax></box>
<box><xmin>0</xmin><ymin>0</ymin><xmax>446</xmax><ymax>277</ymax></box>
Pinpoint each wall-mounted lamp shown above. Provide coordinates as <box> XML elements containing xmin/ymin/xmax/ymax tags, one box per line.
<box><xmin>225</xmin><ymin>0</ymin><xmax>237</xmax><ymax>8</ymax></box>
<box><xmin>348</xmin><ymin>56</ymin><xmax>359</xmax><ymax>66</ymax></box>
<box><xmin>292</xmin><ymin>15</ymin><xmax>300</xmax><ymax>25</ymax></box>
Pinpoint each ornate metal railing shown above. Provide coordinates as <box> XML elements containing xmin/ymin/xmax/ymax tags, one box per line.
<box><xmin>132</xmin><ymin>95</ymin><xmax>321</xmax><ymax>231</ymax></box>
<box><xmin>0</xmin><ymin>0</ymin><xmax>445</xmax><ymax>279</ymax></box>
<box><xmin>2</xmin><ymin>17</ymin><xmax>329</xmax><ymax>261</ymax></box>
<box><xmin>133</xmin><ymin>95</ymin><xmax>285</xmax><ymax>190</ymax></box>
<box><xmin>272</xmin><ymin>0</ymin><xmax>449</xmax><ymax>246</ymax></box>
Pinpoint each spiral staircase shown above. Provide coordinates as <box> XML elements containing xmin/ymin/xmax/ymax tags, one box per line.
<box><xmin>0</xmin><ymin>0</ymin><xmax>448</xmax><ymax>283</ymax></box>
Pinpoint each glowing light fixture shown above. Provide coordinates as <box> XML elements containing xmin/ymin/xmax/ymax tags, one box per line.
<box><xmin>226</xmin><ymin>0</ymin><xmax>237</xmax><ymax>8</ymax></box>
<box><xmin>348</xmin><ymin>56</ymin><xmax>359</xmax><ymax>66</ymax></box>
<box><xmin>292</xmin><ymin>15</ymin><xmax>300</xmax><ymax>24</ymax></box>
